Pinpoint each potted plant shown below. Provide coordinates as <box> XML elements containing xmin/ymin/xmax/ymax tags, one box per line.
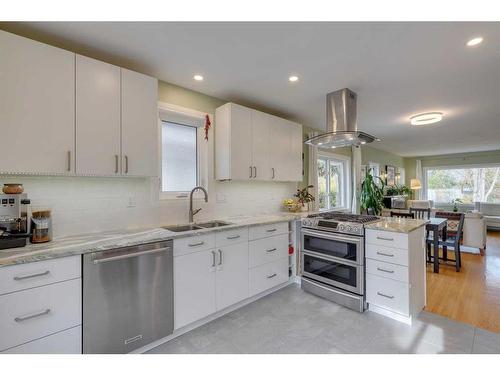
<box><xmin>451</xmin><ymin>198</ymin><xmax>463</xmax><ymax>212</ymax></box>
<box><xmin>360</xmin><ymin>171</ymin><xmax>384</xmax><ymax>215</ymax></box>
<box><xmin>294</xmin><ymin>185</ymin><xmax>315</xmax><ymax>212</ymax></box>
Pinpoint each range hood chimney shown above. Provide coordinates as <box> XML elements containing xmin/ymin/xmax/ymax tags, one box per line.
<box><xmin>304</xmin><ymin>88</ymin><xmax>380</xmax><ymax>148</ymax></box>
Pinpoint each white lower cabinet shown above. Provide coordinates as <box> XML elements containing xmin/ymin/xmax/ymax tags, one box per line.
<box><xmin>249</xmin><ymin>257</ymin><xmax>288</xmax><ymax>297</ymax></box>
<box><xmin>2</xmin><ymin>326</ymin><xmax>81</xmax><ymax>354</ymax></box>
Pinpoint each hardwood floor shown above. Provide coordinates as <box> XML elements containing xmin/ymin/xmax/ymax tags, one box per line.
<box><xmin>425</xmin><ymin>231</ymin><xmax>500</xmax><ymax>333</ymax></box>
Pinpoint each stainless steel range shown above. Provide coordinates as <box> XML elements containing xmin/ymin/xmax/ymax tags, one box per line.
<box><xmin>300</xmin><ymin>212</ymin><xmax>381</xmax><ymax>312</ymax></box>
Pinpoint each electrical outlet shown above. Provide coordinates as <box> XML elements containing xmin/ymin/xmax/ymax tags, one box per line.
<box><xmin>127</xmin><ymin>196</ymin><xmax>137</xmax><ymax>208</ymax></box>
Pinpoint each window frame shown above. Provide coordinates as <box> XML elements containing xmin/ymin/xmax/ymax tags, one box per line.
<box><xmin>317</xmin><ymin>151</ymin><xmax>351</xmax><ymax>211</ymax></box>
<box><xmin>158</xmin><ymin>102</ymin><xmax>212</xmax><ymax>201</ymax></box>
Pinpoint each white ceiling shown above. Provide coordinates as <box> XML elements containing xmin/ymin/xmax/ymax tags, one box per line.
<box><xmin>1</xmin><ymin>22</ymin><xmax>499</xmax><ymax>157</ymax></box>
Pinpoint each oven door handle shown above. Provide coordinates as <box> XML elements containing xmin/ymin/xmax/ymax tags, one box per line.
<box><xmin>301</xmin><ymin>229</ymin><xmax>363</xmax><ymax>245</ymax></box>
<box><xmin>301</xmin><ymin>249</ymin><xmax>360</xmax><ymax>267</ymax></box>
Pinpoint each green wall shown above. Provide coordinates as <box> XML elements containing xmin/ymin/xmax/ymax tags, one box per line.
<box><xmin>361</xmin><ymin>146</ymin><xmax>405</xmax><ymax>169</ymax></box>
<box><xmin>158</xmin><ymin>81</ymin><xmax>225</xmax><ymax>114</ymax></box>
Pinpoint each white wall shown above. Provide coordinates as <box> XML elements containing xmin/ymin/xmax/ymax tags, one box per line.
<box><xmin>0</xmin><ymin>176</ymin><xmax>297</xmax><ymax>237</ymax></box>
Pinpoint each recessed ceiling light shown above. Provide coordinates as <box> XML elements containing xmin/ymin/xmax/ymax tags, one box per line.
<box><xmin>410</xmin><ymin>112</ymin><xmax>444</xmax><ymax>126</ymax></box>
<box><xmin>193</xmin><ymin>74</ymin><xmax>204</xmax><ymax>81</ymax></box>
<box><xmin>466</xmin><ymin>37</ymin><xmax>483</xmax><ymax>47</ymax></box>
<box><xmin>289</xmin><ymin>75</ymin><xmax>299</xmax><ymax>82</ymax></box>
<box><xmin>331</xmin><ymin>146</ymin><xmax>336</xmax><ymax>148</ymax></box>
<box><xmin>360</xmin><ymin>141</ymin><xmax>366</xmax><ymax>145</ymax></box>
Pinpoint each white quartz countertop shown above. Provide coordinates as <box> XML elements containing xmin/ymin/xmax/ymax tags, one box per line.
<box><xmin>0</xmin><ymin>212</ymin><xmax>306</xmax><ymax>268</ymax></box>
<box><xmin>365</xmin><ymin>217</ymin><xmax>429</xmax><ymax>233</ymax></box>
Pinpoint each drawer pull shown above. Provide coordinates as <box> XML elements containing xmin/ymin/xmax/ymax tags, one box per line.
<box><xmin>227</xmin><ymin>235</ymin><xmax>240</xmax><ymax>239</ymax></box>
<box><xmin>266</xmin><ymin>248</ymin><xmax>277</xmax><ymax>253</ymax></box>
<box><xmin>376</xmin><ymin>236</ymin><xmax>394</xmax><ymax>241</ymax></box>
<box><xmin>376</xmin><ymin>251</ymin><xmax>394</xmax><ymax>257</ymax></box>
<box><xmin>267</xmin><ymin>273</ymin><xmax>277</xmax><ymax>279</ymax></box>
<box><xmin>188</xmin><ymin>241</ymin><xmax>205</xmax><ymax>247</ymax></box>
<box><xmin>124</xmin><ymin>334</ymin><xmax>143</xmax><ymax>345</ymax></box>
<box><xmin>218</xmin><ymin>249</ymin><xmax>223</xmax><ymax>266</ymax></box>
<box><xmin>13</xmin><ymin>270</ymin><xmax>50</xmax><ymax>281</ymax></box>
<box><xmin>377</xmin><ymin>267</ymin><xmax>395</xmax><ymax>274</ymax></box>
<box><xmin>14</xmin><ymin>309</ymin><xmax>51</xmax><ymax>322</ymax></box>
<box><xmin>266</xmin><ymin>228</ymin><xmax>277</xmax><ymax>233</ymax></box>
<box><xmin>377</xmin><ymin>292</ymin><xmax>395</xmax><ymax>299</ymax></box>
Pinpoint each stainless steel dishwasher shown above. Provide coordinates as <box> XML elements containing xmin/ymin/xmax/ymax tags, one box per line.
<box><xmin>83</xmin><ymin>240</ymin><xmax>173</xmax><ymax>354</ymax></box>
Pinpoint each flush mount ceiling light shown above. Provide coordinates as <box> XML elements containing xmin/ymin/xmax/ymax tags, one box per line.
<box><xmin>409</xmin><ymin>112</ymin><xmax>444</xmax><ymax>126</ymax></box>
<box><xmin>466</xmin><ymin>37</ymin><xmax>483</xmax><ymax>47</ymax></box>
<box><xmin>193</xmin><ymin>74</ymin><xmax>204</xmax><ymax>81</ymax></box>
<box><xmin>289</xmin><ymin>75</ymin><xmax>299</xmax><ymax>82</ymax></box>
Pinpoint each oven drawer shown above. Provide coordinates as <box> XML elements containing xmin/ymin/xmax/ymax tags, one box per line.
<box><xmin>0</xmin><ymin>256</ymin><xmax>81</xmax><ymax>296</ymax></box>
<box><xmin>249</xmin><ymin>222</ymin><xmax>288</xmax><ymax>241</ymax></box>
<box><xmin>249</xmin><ymin>257</ymin><xmax>288</xmax><ymax>297</ymax></box>
<box><xmin>366</xmin><ymin>258</ymin><xmax>409</xmax><ymax>283</ymax></box>
<box><xmin>1</xmin><ymin>326</ymin><xmax>81</xmax><ymax>354</ymax></box>
<box><xmin>0</xmin><ymin>278</ymin><xmax>82</xmax><ymax>351</ymax></box>
<box><xmin>366</xmin><ymin>274</ymin><xmax>409</xmax><ymax>315</ymax></box>
<box><xmin>365</xmin><ymin>244</ymin><xmax>408</xmax><ymax>266</ymax></box>
<box><xmin>366</xmin><ymin>229</ymin><xmax>408</xmax><ymax>250</ymax></box>
<box><xmin>174</xmin><ymin>233</ymin><xmax>216</xmax><ymax>257</ymax></box>
<box><xmin>249</xmin><ymin>234</ymin><xmax>288</xmax><ymax>268</ymax></box>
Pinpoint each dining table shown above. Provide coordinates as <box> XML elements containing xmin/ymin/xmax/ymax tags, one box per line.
<box><xmin>426</xmin><ymin>217</ymin><xmax>448</xmax><ymax>273</ymax></box>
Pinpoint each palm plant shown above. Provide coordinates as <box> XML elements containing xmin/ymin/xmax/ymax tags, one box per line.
<box><xmin>360</xmin><ymin>170</ymin><xmax>384</xmax><ymax>215</ymax></box>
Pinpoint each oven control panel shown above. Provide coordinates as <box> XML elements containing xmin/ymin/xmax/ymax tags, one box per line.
<box><xmin>301</xmin><ymin>218</ymin><xmax>364</xmax><ymax>235</ymax></box>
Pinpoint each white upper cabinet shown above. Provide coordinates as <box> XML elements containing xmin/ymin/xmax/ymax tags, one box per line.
<box><xmin>215</xmin><ymin>103</ymin><xmax>303</xmax><ymax>182</ymax></box>
<box><xmin>0</xmin><ymin>30</ymin><xmax>75</xmax><ymax>174</ymax></box>
<box><xmin>76</xmin><ymin>55</ymin><xmax>121</xmax><ymax>175</ymax></box>
<box><xmin>121</xmin><ymin>69</ymin><xmax>158</xmax><ymax>177</ymax></box>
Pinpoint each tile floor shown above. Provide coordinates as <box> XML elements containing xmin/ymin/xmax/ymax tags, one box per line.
<box><xmin>147</xmin><ymin>284</ymin><xmax>500</xmax><ymax>354</ymax></box>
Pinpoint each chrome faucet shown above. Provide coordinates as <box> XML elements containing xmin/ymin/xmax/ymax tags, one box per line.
<box><xmin>189</xmin><ymin>186</ymin><xmax>208</xmax><ymax>223</ymax></box>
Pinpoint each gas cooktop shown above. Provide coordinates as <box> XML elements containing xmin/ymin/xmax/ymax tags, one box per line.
<box><xmin>302</xmin><ymin>211</ymin><xmax>381</xmax><ymax>236</ymax></box>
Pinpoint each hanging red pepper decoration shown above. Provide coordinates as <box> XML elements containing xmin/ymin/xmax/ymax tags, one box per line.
<box><xmin>204</xmin><ymin>114</ymin><xmax>211</xmax><ymax>141</ymax></box>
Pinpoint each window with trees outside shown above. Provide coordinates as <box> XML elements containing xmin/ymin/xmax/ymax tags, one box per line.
<box><xmin>317</xmin><ymin>154</ymin><xmax>350</xmax><ymax>211</ymax></box>
<box><xmin>425</xmin><ymin>166</ymin><xmax>500</xmax><ymax>204</ymax></box>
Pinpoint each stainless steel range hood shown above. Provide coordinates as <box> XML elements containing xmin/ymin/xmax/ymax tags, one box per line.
<box><xmin>305</xmin><ymin>88</ymin><xmax>380</xmax><ymax>148</ymax></box>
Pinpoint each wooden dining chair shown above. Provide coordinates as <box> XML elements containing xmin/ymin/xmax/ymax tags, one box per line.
<box><xmin>410</xmin><ymin>207</ymin><xmax>431</xmax><ymax>220</ymax></box>
<box><xmin>390</xmin><ymin>211</ymin><xmax>415</xmax><ymax>218</ymax></box>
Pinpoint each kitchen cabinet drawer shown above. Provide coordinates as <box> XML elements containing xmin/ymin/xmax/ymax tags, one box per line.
<box><xmin>216</xmin><ymin>227</ymin><xmax>249</xmax><ymax>247</ymax></box>
<box><xmin>249</xmin><ymin>257</ymin><xmax>288</xmax><ymax>297</ymax></box>
<box><xmin>174</xmin><ymin>233</ymin><xmax>216</xmax><ymax>257</ymax></box>
<box><xmin>365</xmin><ymin>244</ymin><xmax>409</xmax><ymax>266</ymax></box>
<box><xmin>0</xmin><ymin>256</ymin><xmax>81</xmax><ymax>296</ymax></box>
<box><xmin>249</xmin><ymin>234</ymin><xmax>288</xmax><ymax>268</ymax></box>
<box><xmin>366</xmin><ymin>274</ymin><xmax>409</xmax><ymax>316</ymax></box>
<box><xmin>249</xmin><ymin>222</ymin><xmax>288</xmax><ymax>241</ymax></box>
<box><xmin>366</xmin><ymin>258</ymin><xmax>409</xmax><ymax>283</ymax></box>
<box><xmin>366</xmin><ymin>229</ymin><xmax>408</xmax><ymax>250</ymax></box>
<box><xmin>0</xmin><ymin>278</ymin><xmax>82</xmax><ymax>351</ymax></box>
<box><xmin>1</xmin><ymin>326</ymin><xmax>81</xmax><ymax>354</ymax></box>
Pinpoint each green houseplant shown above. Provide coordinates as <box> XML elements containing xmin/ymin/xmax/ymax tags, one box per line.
<box><xmin>294</xmin><ymin>185</ymin><xmax>315</xmax><ymax>210</ymax></box>
<box><xmin>451</xmin><ymin>198</ymin><xmax>463</xmax><ymax>212</ymax></box>
<box><xmin>360</xmin><ymin>171</ymin><xmax>384</xmax><ymax>215</ymax></box>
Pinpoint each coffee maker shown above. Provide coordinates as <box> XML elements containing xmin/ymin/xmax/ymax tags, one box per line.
<box><xmin>0</xmin><ymin>193</ymin><xmax>31</xmax><ymax>250</ymax></box>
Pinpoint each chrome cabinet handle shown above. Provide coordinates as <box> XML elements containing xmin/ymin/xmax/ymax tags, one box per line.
<box><xmin>227</xmin><ymin>235</ymin><xmax>240</xmax><ymax>239</ymax></box>
<box><xmin>267</xmin><ymin>273</ymin><xmax>277</xmax><ymax>279</ymax></box>
<box><xmin>249</xmin><ymin>166</ymin><xmax>253</xmax><ymax>178</ymax></box>
<box><xmin>376</xmin><ymin>236</ymin><xmax>394</xmax><ymax>241</ymax></box>
<box><xmin>218</xmin><ymin>249</ymin><xmax>223</xmax><ymax>266</ymax></box>
<box><xmin>124</xmin><ymin>334</ymin><xmax>143</xmax><ymax>345</ymax></box>
<box><xmin>253</xmin><ymin>166</ymin><xmax>257</xmax><ymax>178</ymax></box>
<box><xmin>125</xmin><ymin>155</ymin><xmax>129</xmax><ymax>174</ymax></box>
<box><xmin>115</xmin><ymin>155</ymin><xmax>119</xmax><ymax>173</ymax></box>
<box><xmin>377</xmin><ymin>292</ymin><xmax>395</xmax><ymax>299</ymax></box>
<box><xmin>211</xmin><ymin>250</ymin><xmax>216</xmax><ymax>267</ymax></box>
<box><xmin>266</xmin><ymin>228</ymin><xmax>277</xmax><ymax>233</ymax></box>
<box><xmin>13</xmin><ymin>270</ymin><xmax>50</xmax><ymax>281</ymax></box>
<box><xmin>376</xmin><ymin>251</ymin><xmax>394</xmax><ymax>257</ymax></box>
<box><xmin>377</xmin><ymin>267</ymin><xmax>395</xmax><ymax>274</ymax></box>
<box><xmin>188</xmin><ymin>241</ymin><xmax>205</xmax><ymax>247</ymax></box>
<box><xmin>266</xmin><ymin>248</ymin><xmax>277</xmax><ymax>253</ymax></box>
<box><xmin>15</xmin><ymin>309</ymin><xmax>51</xmax><ymax>322</ymax></box>
<box><xmin>93</xmin><ymin>247</ymin><xmax>171</xmax><ymax>264</ymax></box>
<box><xmin>272</xmin><ymin>167</ymin><xmax>275</xmax><ymax>179</ymax></box>
<box><xmin>67</xmin><ymin>151</ymin><xmax>71</xmax><ymax>172</ymax></box>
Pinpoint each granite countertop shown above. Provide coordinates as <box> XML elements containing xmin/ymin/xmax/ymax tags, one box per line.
<box><xmin>0</xmin><ymin>212</ymin><xmax>306</xmax><ymax>268</ymax></box>
<box><xmin>365</xmin><ymin>217</ymin><xmax>429</xmax><ymax>233</ymax></box>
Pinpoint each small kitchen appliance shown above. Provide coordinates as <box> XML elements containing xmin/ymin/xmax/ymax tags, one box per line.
<box><xmin>300</xmin><ymin>211</ymin><xmax>381</xmax><ymax>312</ymax></box>
<box><xmin>0</xmin><ymin>193</ymin><xmax>31</xmax><ymax>250</ymax></box>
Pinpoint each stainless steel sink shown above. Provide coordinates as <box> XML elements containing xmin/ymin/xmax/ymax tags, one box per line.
<box><xmin>162</xmin><ymin>224</ymin><xmax>203</xmax><ymax>232</ymax></box>
<box><xmin>196</xmin><ymin>220</ymin><xmax>232</xmax><ymax>228</ymax></box>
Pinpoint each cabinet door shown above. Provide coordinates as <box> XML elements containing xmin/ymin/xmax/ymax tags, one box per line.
<box><xmin>288</xmin><ymin>121</ymin><xmax>303</xmax><ymax>182</ymax></box>
<box><xmin>250</xmin><ymin>110</ymin><xmax>271</xmax><ymax>180</ymax></box>
<box><xmin>215</xmin><ymin>242</ymin><xmax>249</xmax><ymax>311</ymax></box>
<box><xmin>121</xmin><ymin>69</ymin><xmax>159</xmax><ymax>177</ymax></box>
<box><xmin>229</xmin><ymin>104</ymin><xmax>253</xmax><ymax>180</ymax></box>
<box><xmin>76</xmin><ymin>55</ymin><xmax>121</xmax><ymax>175</ymax></box>
<box><xmin>0</xmin><ymin>30</ymin><xmax>75</xmax><ymax>174</ymax></box>
<box><xmin>174</xmin><ymin>250</ymin><xmax>216</xmax><ymax>329</ymax></box>
<box><xmin>268</xmin><ymin>118</ymin><xmax>290</xmax><ymax>181</ymax></box>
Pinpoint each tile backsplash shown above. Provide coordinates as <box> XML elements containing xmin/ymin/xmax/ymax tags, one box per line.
<box><xmin>0</xmin><ymin>176</ymin><xmax>297</xmax><ymax>237</ymax></box>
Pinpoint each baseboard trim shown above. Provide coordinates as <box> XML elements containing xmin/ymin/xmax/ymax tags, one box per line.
<box><xmin>368</xmin><ymin>304</ymin><xmax>413</xmax><ymax>325</ymax></box>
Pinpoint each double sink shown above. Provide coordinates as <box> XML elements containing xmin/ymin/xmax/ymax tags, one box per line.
<box><xmin>162</xmin><ymin>220</ymin><xmax>232</xmax><ymax>233</ymax></box>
